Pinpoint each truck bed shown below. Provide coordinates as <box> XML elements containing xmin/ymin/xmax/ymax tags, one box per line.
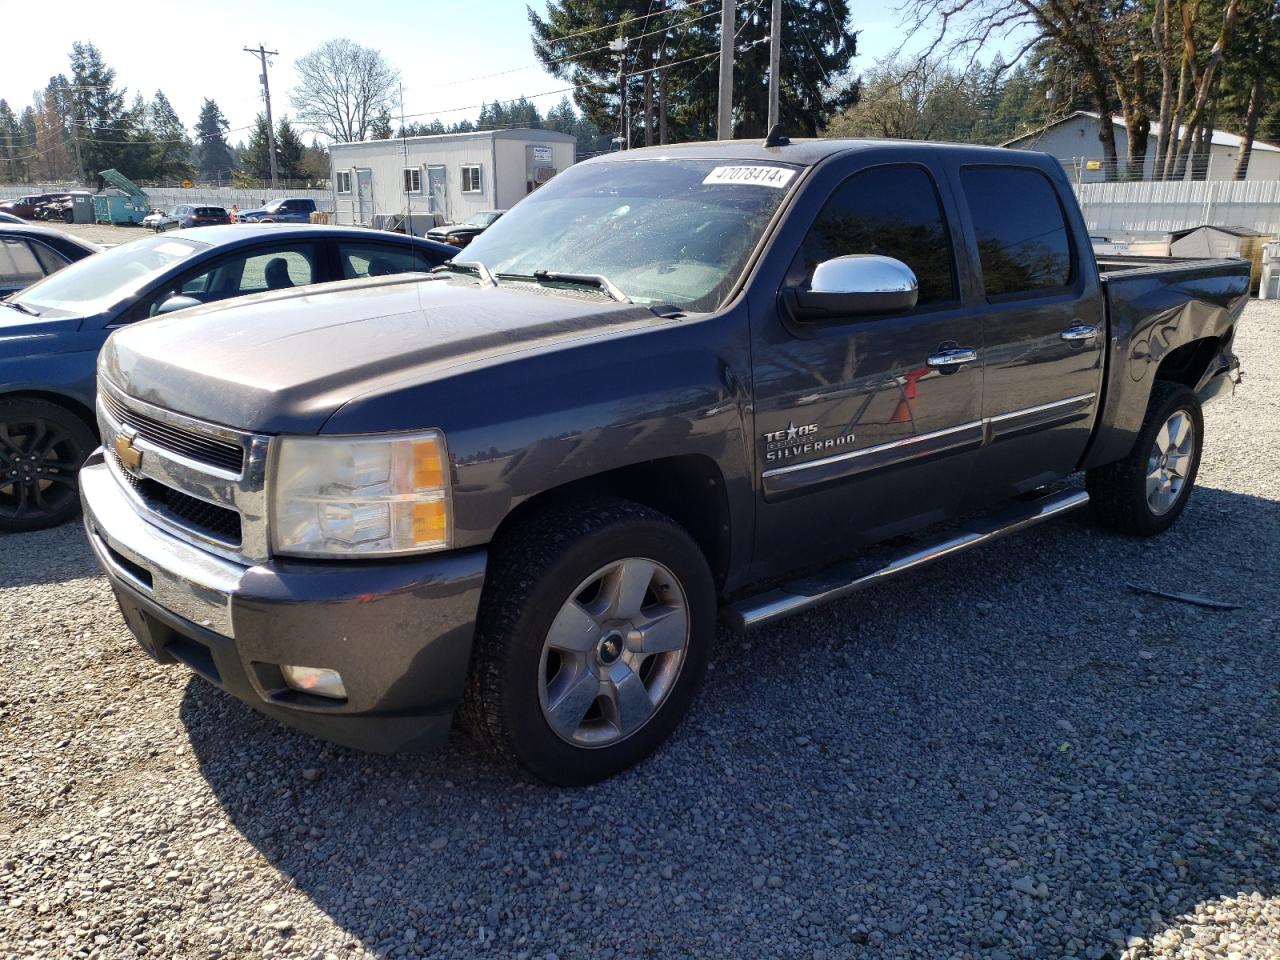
<box><xmin>1085</xmin><ymin>253</ymin><xmax>1249</xmax><ymax>470</ymax></box>
<box><xmin>1094</xmin><ymin>254</ymin><xmax>1244</xmax><ymax>274</ymax></box>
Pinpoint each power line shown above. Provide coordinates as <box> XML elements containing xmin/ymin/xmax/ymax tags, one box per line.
<box><xmin>541</xmin><ymin>0</ymin><xmax>721</xmax><ymax>44</ymax></box>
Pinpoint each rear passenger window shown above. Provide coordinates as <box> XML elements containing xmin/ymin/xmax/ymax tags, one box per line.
<box><xmin>0</xmin><ymin>238</ymin><xmax>45</xmax><ymax>288</ymax></box>
<box><xmin>960</xmin><ymin>166</ymin><xmax>1073</xmax><ymax>298</ymax></box>
<box><xmin>28</xmin><ymin>240</ymin><xmax>69</xmax><ymax>274</ymax></box>
<box><xmin>792</xmin><ymin>164</ymin><xmax>957</xmax><ymax>307</ymax></box>
<box><xmin>338</xmin><ymin>242</ymin><xmax>438</xmax><ymax>280</ymax></box>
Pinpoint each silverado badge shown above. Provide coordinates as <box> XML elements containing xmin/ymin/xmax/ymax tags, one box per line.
<box><xmin>113</xmin><ymin>432</ymin><xmax>143</xmax><ymax>474</ymax></box>
<box><xmin>762</xmin><ymin>422</ymin><xmax>857</xmax><ymax>463</ymax></box>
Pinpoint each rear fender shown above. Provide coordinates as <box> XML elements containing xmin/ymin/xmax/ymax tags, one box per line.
<box><xmin>1083</xmin><ymin>263</ymin><xmax>1247</xmax><ymax>469</ymax></box>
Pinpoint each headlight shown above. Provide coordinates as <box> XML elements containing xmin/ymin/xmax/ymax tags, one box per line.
<box><xmin>270</xmin><ymin>431</ymin><xmax>452</xmax><ymax>558</ymax></box>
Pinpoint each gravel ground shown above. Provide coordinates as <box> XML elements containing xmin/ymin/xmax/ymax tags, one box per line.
<box><xmin>1</xmin><ymin>303</ymin><xmax>1278</xmax><ymax>960</ymax></box>
<box><xmin>31</xmin><ymin>221</ymin><xmax>157</xmax><ymax>248</ymax></box>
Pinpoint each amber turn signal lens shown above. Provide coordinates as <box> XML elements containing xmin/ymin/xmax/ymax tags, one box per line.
<box><xmin>413</xmin><ymin>440</ymin><xmax>445</xmax><ymax>489</ymax></box>
<box><xmin>412</xmin><ymin>499</ymin><xmax>448</xmax><ymax>545</ymax></box>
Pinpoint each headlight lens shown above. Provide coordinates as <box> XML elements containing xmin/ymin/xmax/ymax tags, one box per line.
<box><xmin>270</xmin><ymin>431</ymin><xmax>452</xmax><ymax>557</ymax></box>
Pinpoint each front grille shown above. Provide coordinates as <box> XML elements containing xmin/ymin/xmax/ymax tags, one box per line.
<box><xmin>102</xmin><ymin>391</ymin><xmax>244</xmax><ymax>474</ymax></box>
<box><xmin>113</xmin><ymin>451</ymin><xmax>242</xmax><ymax>545</ymax></box>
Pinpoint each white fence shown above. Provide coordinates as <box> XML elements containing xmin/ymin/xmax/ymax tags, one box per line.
<box><xmin>1074</xmin><ymin>179</ymin><xmax>1280</xmax><ymax>239</ymax></box>
<box><xmin>0</xmin><ymin>183</ymin><xmax>334</xmax><ymax>213</ymax></box>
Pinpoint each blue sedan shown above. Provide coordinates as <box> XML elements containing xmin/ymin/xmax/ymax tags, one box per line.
<box><xmin>0</xmin><ymin>224</ymin><xmax>454</xmax><ymax>531</ymax></box>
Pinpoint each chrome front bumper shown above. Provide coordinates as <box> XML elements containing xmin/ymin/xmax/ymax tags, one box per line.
<box><xmin>81</xmin><ymin>445</ymin><xmax>490</xmax><ymax>753</ymax></box>
<box><xmin>81</xmin><ymin>450</ymin><xmax>241</xmax><ymax>637</ymax></box>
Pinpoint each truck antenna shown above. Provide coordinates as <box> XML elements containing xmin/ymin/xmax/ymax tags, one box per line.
<box><xmin>764</xmin><ymin>124</ymin><xmax>790</xmax><ymax>148</ymax></box>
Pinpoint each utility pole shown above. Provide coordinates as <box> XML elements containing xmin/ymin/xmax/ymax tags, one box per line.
<box><xmin>609</xmin><ymin>37</ymin><xmax>629</xmax><ymax>150</ymax></box>
<box><xmin>767</xmin><ymin>0</ymin><xmax>782</xmax><ymax>130</ymax></box>
<box><xmin>718</xmin><ymin>0</ymin><xmax>736</xmax><ymax>139</ymax></box>
<box><xmin>244</xmin><ymin>44</ymin><xmax>280</xmax><ymax>188</ymax></box>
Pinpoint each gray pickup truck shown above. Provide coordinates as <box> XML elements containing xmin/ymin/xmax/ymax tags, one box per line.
<box><xmin>80</xmin><ymin>138</ymin><xmax>1246</xmax><ymax>784</ymax></box>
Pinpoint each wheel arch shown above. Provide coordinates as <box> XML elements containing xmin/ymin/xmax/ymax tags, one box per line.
<box><xmin>0</xmin><ymin>388</ymin><xmax>97</xmax><ymax>431</ymax></box>
<box><xmin>1154</xmin><ymin>333</ymin><xmax>1228</xmax><ymax>389</ymax></box>
<box><xmin>490</xmin><ymin>454</ymin><xmax>733</xmax><ymax>591</ymax></box>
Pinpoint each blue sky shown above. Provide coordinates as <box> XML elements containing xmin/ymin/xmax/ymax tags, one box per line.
<box><xmin>0</xmin><ymin>0</ymin><xmax>1027</xmax><ymax>143</ymax></box>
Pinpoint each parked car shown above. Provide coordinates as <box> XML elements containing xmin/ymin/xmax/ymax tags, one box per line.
<box><xmin>79</xmin><ymin>139</ymin><xmax>1247</xmax><ymax>785</ymax></box>
<box><xmin>0</xmin><ymin>224</ymin><xmax>100</xmax><ymax>297</ymax></box>
<box><xmin>32</xmin><ymin>194</ymin><xmax>72</xmax><ymax>221</ymax></box>
<box><xmin>0</xmin><ymin>212</ymin><xmax>23</xmax><ymax>224</ymax></box>
<box><xmin>426</xmin><ymin>209</ymin><xmax>506</xmax><ymax>248</ymax></box>
<box><xmin>174</xmin><ymin>204</ymin><xmax>230</xmax><ymax>229</ymax></box>
<box><xmin>0</xmin><ymin>225</ymin><xmax>454</xmax><ymax>531</ymax></box>
<box><xmin>141</xmin><ymin>208</ymin><xmax>176</xmax><ymax>232</ymax></box>
<box><xmin>0</xmin><ymin>194</ymin><xmax>61</xmax><ymax>220</ymax></box>
<box><xmin>237</xmin><ymin>198</ymin><xmax>317</xmax><ymax>224</ymax></box>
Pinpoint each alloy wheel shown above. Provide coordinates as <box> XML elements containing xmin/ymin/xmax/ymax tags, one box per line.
<box><xmin>0</xmin><ymin>418</ymin><xmax>83</xmax><ymax>524</ymax></box>
<box><xmin>537</xmin><ymin>557</ymin><xmax>690</xmax><ymax>748</ymax></box>
<box><xmin>1146</xmin><ymin>409</ymin><xmax>1195</xmax><ymax>515</ymax></box>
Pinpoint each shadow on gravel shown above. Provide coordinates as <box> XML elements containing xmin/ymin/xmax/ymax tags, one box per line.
<box><xmin>0</xmin><ymin>523</ymin><xmax>100</xmax><ymax>588</ymax></box>
<box><xmin>182</xmin><ymin>483</ymin><xmax>1280</xmax><ymax>960</ymax></box>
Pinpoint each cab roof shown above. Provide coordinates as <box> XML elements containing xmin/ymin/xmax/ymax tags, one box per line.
<box><xmin>582</xmin><ymin>137</ymin><xmax>1034</xmax><ymax>169</ymax></box>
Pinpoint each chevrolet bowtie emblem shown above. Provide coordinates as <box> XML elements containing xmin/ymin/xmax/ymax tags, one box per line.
<box><xmin>113</xmin><ymin>432</ymin><xmax>143</xmax><ymax>473</ymax></box>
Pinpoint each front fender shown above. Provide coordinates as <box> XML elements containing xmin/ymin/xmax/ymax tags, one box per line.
<box><xmin>322</xmin><ymin>308</ymin><xmax>755</xmax><ymax>579</ymax></box>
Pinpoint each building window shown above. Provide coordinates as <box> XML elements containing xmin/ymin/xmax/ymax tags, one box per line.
<box><xmin>336</xmin><ymin>170</ymin><xmax>352</xmax><ymax>194</ymax></box>
<box><xmin>403</xmin><ymin>167</ymin><xmax>422</xmax><ymax>194</ymax></box>
<box><xmin>461</xmin><ymin>165</ymin><xmax>482</xmax><ymax>194</ymax></box>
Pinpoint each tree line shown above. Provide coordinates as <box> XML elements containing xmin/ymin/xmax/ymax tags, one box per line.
<box><xmin>0</xmin><ymin>42</ymin><xmax>329</xmax><ymax>186</ymax></box>
<box><xmin>885</xmin><ymin>0</ymin><xmax>1280</xmax><ymax>180</ymax></box>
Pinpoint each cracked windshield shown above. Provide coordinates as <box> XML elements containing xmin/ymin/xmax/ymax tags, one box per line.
<box><xmin>461</xmin><ymin>158</ymin><xmax>798</xmax><ymax>311</ymax></box>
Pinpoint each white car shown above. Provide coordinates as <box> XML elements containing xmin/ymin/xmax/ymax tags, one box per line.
<box><xmin>141</xmin><ymin>208</ymin><xmax>179</xmax><ymax>233</ymax></box>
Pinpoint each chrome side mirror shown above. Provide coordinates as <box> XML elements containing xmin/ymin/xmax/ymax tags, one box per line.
<box><xmin>788</xmin><ymin>254</ymin><xmax>919</xmax><ymax>321</ymax></box>
<box><xmin>155</xmin><ymin>294</ymin><xmax>202</xmax><ymax>315</ymax></box>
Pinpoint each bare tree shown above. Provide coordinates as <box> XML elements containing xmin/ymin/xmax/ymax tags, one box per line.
<box><xmin>289</xmin><ymin>39</ymin><xmax>400</xmax><ymax>143</ymax></box>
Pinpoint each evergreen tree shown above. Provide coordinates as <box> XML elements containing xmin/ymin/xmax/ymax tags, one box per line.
<box><xmin>531</xmin><ymin>0</ymin><xmax>857</xmax><ymax>142</ymax></box>
<box><xmin>0</xmin><ymin>99</ymin><xmax>18</xmax><ymax>181</ymax></box>
<box><xmin>300</xmin><ymin>137</ymin><xmax>330</xmax><ymax>182</ymax></box>
<box><xmin>195</xmin><ymin>98</ymin><xmax>235</xmax><ymax>182</ymax></box>
<box><xmin>148</xmin><ymin>90</ymin><xmax>193</xmax><ymax>181</ymax></box>
<box><xmin>68</xmin><ymin>41</ymin><xmax>129</xmax><ymax>179</ymax></box>
<box><xmin>240</xmin><ymin>113</ymin><xmax>273</xmax><ymax>181</ymax></box>
<box><xmin>275</xmin><ymin>118</ymin><xmax>305</xmax><ymax>180</ymax></box>
<box><xmin>370</xmin><ymin>108</ymin><xmax>393</xmax><ymax>139</ymax></box>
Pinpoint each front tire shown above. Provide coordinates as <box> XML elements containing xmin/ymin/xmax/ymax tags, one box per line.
<box><xmin>1086</xmin><ymin>382</ymin><xmax>1203</xmax><ymax>536</ymax></box>
<box><xmin>0</xmin><ymin>399</ymin><xmax>96</xmax><ymax>532</ymax></box>
<box><xmin>462</xmin><ymin>497</ymin><xmax>715</xmax><ymax>785</ymax></box>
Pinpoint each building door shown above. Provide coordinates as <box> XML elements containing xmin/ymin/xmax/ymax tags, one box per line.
<box><xmin>427</xmin><ymin>165</ymin><xmax>447</xmax><ymax>221</ymax></box>
<box><xmin>355</xmin><ymin>169</ymin><xmax>373</xmax><ymax>225</ymax></box>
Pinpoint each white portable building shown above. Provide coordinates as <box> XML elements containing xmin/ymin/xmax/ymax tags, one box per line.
<box><xmin>328</xmin><ymin>128</ymin><xmax>576</xmax><ymax>233</ymax></box>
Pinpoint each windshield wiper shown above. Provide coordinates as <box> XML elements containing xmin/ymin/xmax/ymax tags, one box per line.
<box><xmin>529</xmin><ymin>270</ymin><xmax>631</xmax><ymax>303</ymax></box>
<box><xmin>433</xmin><ymin>260</ymin><xmax>497</xmax><ymax>288</ymax></box>
<box><xmin>1</xmin><ymin>300</ymin><xmax>38</xmax><ymax>317</ymax></box>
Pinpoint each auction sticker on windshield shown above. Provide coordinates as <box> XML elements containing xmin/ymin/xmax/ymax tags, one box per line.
<box><xmin>702</xmin><ymin>165</ymin><xmax>796</xmax><ymax>188</ymax></box>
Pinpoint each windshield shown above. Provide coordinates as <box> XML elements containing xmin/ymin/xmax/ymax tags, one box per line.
<box><xmin>15</xmin><ymin>235</ymin><xmax>207</xmax><ymax>314</ymax></box>
<box><xmin>464</xmin><ymin>212</ymin><xmax>500</xmax><ymax>228</ymax></box>
<box><xmin>462</xmin><ymin>159</ymin><xmax>798</xmax><ymax>311</ymax></box>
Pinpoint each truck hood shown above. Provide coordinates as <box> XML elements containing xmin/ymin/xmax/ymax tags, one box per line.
<box><xmin>101</xmin><ymin>275</ymin><xmax>664</xmax><ymax>433</ymax></box>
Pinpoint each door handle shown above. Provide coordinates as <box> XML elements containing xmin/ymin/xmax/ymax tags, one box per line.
<box><xmin>927</xmin><ymin>347</ymin><xmax>978</xmax><ymax>370</ymax></box>
<box><xmin>1061</xmin><ymin>323</ymin><xmax>1099</xmax><ymax>342</ymax></box>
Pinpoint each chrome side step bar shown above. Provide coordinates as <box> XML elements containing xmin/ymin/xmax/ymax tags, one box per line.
<box><xmin>725</xmin><ymin>489</ymin><xmax>1089</xmax><ymax>632</ymax></box>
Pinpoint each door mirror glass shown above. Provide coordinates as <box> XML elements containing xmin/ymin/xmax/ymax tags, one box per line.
<box><xmin>789</xmin><ymin>255</ymin><xmax>918</xmax><ymax>321</ymax></box>
<box><xmin>155</xmin><ymin>294</ymin><xmax>202</xmax><ymax>315</ymax></box>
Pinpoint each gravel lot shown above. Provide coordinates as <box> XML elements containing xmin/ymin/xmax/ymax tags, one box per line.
<box><xmin>33</xmin><ymin>221</ymin><xmax>158</xmax><ymax>248</ymax></box>
<box><xmin>1</xmin><ymin>302</ymin><xmax>1277</xmax><ymax>960</ymax></box>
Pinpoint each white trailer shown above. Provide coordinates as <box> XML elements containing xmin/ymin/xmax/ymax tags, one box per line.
<box><xmin>328</xmin><ymin>129</ymin><xmax>576</xmax><ymax>234</ymax></box>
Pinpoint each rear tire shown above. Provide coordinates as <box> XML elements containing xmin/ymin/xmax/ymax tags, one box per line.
<box><xmin>0</xmin><ymin>398</ymin><xmax>96</xmax><ymax>533</ymax></box>
<box><xmin>1086</xmin><ymin>382</ymin><xmax>1203</xmax><ymax>536</ymax></box>
<box><xmin>462</xmin><ymin>497</ymin><xmax>715</xmax><ymax>785</ymax></box>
